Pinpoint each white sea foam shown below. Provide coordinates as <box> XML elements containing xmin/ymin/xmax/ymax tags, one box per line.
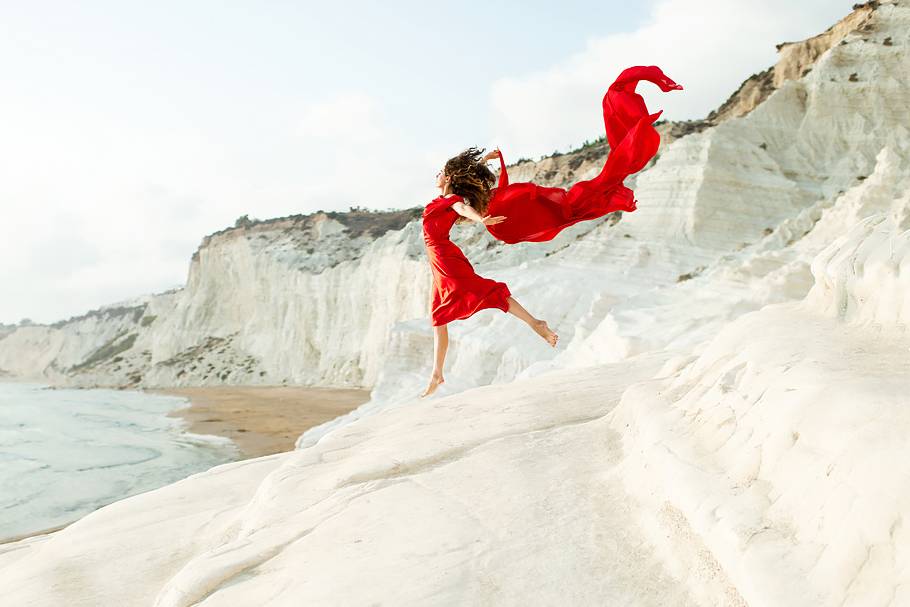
<box><xmin>0</xmin><ymin>382</ymin><xmax>239</xmax><ymax>541</ymax></box>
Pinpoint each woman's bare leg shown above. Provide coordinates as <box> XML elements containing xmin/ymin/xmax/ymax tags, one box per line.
<box><xmin>506</xmin><ymin>296</ymin><xmax>558</xmax><ymax>347</ymax></box>
<box><xmin>420</xmin><ymin>324</ymin><xmax>448</xmax><ymax>397</ymax></box>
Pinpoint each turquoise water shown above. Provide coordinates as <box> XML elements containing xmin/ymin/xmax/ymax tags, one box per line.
<box><xmin>0</xmin><ymin>381</ymin><xmax>241</xmax><ymax>541</ymax></box>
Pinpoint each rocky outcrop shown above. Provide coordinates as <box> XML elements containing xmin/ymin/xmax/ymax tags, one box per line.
<box><xmin>710</xmin><ymin>2</ymin><xmax>880</xmax><ymax>124</ymax></box>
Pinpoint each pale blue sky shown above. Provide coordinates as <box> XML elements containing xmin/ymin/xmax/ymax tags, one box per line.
<box><xmin>0</xmin><ymin>1</ymin><xmax>854</xmax><ymax>324</ymax></box>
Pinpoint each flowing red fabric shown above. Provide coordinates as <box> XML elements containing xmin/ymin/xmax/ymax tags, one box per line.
<box><xmin>485</xmin><ymin>65</ymin><xmax>683</xmax><ymax>244</ymax></box>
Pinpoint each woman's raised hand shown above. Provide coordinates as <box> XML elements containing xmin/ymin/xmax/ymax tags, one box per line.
<box><xmin>481</xmin><ymin>214</ymin><xmax>507</xmax><ymax>225</ymax></box>
<box><xmin>481</xmin><ymin>147</ymin><xmax>501</xmax><ymax>163</ymax></box>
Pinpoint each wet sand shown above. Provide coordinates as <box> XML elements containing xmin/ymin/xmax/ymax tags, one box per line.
<box><xmin>1</xmin><ymin>384</ymin><xmax>370</xmax><ymax>545</ymax></box>
<box><xmin>148</xmin><ymin>384</ymin><xmax>372</xmax><ymax>459</ymax></box>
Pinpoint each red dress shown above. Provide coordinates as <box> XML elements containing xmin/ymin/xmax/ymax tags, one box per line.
<box><xmin>422</xmin><ymin>194</ymin><xmax>511</xmax><ymax>327</ymax></box>
<box><xmin>485</xmin><ymin>65</ymin><xmax>683</xmax><ymax>244</ymax></box>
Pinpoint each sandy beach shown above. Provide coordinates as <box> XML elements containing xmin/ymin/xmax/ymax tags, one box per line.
<box><xmin>0</xmin><ymin>384</ymin><xmax>370</xmax><ymax>546</ymax></box>
<box><xmin>148</xmin><ymin>384</ymin><xmax>372</xmax><ymax>459</ymax></box>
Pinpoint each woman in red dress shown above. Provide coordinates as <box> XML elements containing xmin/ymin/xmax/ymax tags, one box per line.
<box><xmin>420</xmin><ymin>146</ymin><xmax>558</xmax><ymax>397</ymax></box>
<box><xmin>419</xmin><ymin>65</ymin><xmax>682</xmax><ymax>397</ymax></box>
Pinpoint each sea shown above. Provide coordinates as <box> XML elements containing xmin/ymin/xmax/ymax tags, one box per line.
<box><xmin>0</xmin><ymin>381</ymin><xmax>241</xmax><ymax>542</ymax></box>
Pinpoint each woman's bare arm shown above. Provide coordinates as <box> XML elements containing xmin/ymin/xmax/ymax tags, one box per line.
<box><xmin>452</xmin><ymin>201</ymin><xmax>506</xmax><ymax>226</ymax></box>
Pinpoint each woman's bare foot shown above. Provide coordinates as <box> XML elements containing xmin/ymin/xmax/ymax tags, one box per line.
<box><xmin>532</xmin><ymin>319</ymin><xmax>558</xmax><ymax>347</ymax></box>
<box><xmin>420</xmin><ymin>371</ymin><xmax>445</xmax><ymax>397</ymax></box>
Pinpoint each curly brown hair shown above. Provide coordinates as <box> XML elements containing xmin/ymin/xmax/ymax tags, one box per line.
<box><xmin>444</xmin><ymin>147</ymin><xmax>497</xmax><ymax>224</ymax></box>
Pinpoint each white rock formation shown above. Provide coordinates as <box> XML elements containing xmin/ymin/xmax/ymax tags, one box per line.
<box><xmin>1</xmin><ymin>2</ymin><xmax>909</xmax><ymax>605</ymax></box>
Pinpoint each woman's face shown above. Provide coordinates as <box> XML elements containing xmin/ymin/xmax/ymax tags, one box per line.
<box><xmin>435</xmin><ymin>166</ymin><xmax>450</xmax><ymax>189</ymax></box>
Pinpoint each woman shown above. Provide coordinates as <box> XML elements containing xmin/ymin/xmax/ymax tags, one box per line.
<box><xmin>418</xmin><ymin>65</ymin><xmax>682</xmax><ymax>398</ymax></box>
<box><xmin>419</xmin><ymin>146</ymin><xmax>558</xmax><ymax>398</ymax></box>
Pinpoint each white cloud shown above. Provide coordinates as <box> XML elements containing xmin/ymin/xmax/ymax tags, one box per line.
<box><xmin>297</xmin><ymin>92</ymin><xmax>385</xmax><ymax>144</ymax></box>
<box><xmin>292</xmin><ymin>91</ymin><xmax>468</xmax><ymax>212</ymax></box>
<box><xmin>489</xmin><ymin>0</ymin><xmax>854</xmax><ymax>159</ymax></box>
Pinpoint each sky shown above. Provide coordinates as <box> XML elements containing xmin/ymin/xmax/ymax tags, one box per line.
<box><xmin>0</xmin><ymin>0</ymin><xmax>855</xmax><ymax>325</ymax></box>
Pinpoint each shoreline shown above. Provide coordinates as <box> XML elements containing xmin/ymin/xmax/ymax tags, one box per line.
<box><xmin>150</xmin><ymin>384</ymin><xmax>371</xmax><ymax>459</ymax></box>
<box><xmin>0</xmin><ymin>522</ymin><xmax>73</xmax><ymax>546</ymax></box>
<box><xmin>1</xmin><ymin>383</ymin><xmax>371</xmax><ymax>546</ymax></box>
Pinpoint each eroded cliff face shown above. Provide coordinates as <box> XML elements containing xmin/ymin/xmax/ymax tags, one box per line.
<box><xmin>0</xmin><ymin>212</ymin><xmax>430</xmax><ymax>388</ymax></box>
<box><xmin>695</xmin><ymin>1</ymin><xmax>882</xmax><ymax>127</ymax></box>
<box><xmin>1</xmin><ymin>1</ymin><xmax>904</xmax><ymax>398</ymax></box>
